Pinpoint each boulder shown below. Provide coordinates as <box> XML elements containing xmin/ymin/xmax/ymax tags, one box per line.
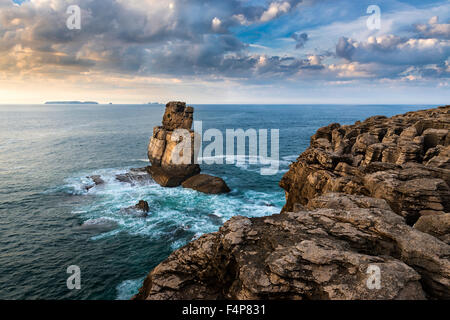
<box><xmin>182</xmin><ymin>174</ymin><xmax>230</xmax><ymax>194</ymax></box>
<box><xmin>149</xmin><ymin>165</ymin><xmax>200</xmax><ymax>188</ymax></box>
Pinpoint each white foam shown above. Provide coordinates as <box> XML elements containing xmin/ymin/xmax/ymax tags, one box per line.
<box><xmin>115</xmin><ymin>278</ymin><xmax>144</xmax><ymax>300</ymax></box>
<box><xmin>60</xmin><ymin>167</ymin><xmax>284</xmax><ymax>246</ymax></box>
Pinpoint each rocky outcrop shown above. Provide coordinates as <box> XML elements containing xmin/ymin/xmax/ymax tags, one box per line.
<box><xmin>146</xmin><ymin>101</ymin><xmax>229</xmax><ymax>192</ymax></box>
<box><xmin>147</xmin><ymin>102</ymin><xmax>200</xmax><ymax>187</ymax></box>
<box><xmin>134</xmin><ymin>193</ymin><xmax>449</xmax><ymax>300</ymax></box>
<box><xmin>85</xmin><ymin>175</ymin><xmax>105</xmax><ymax>190</ymax></box>
<box><xmin>115</xmin><ymin>167</ymin><xmax>153</xmax><ymax>185</ymax></box>
<box><xmin>123</xmin><ymin>200</ymin><xmax>150</xmax><ymax>217</ymax></box>
<box><xmin>182</xmin><ymin>174</ymin><xmax>231</xmax><ymax>194</ymax></box>
<box><xmin>280</xmin><ymin>106</ymin><xmax>450</xmax><ymax>225</ymax></box>
<box><xmin>134</xmin><ymin>106</ymin><xmax>450</xmax><ymax>301</ymax></box>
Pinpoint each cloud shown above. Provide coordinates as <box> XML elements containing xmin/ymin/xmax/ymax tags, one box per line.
<box><xmin>260</xmin><ymin>1</ymin><xmax>291</xmax><ymax>22</ymax></box>
<box><xmin>211</xmin><ymin>17</ymin><xmax>222</xmax><ymax>32</ymax></box>
<box><xmin>336</xmin><ymin>35</ymin><xmax>450</xmax><ymax>66</ymax></box>
<box><xmin>0</xmin><ymin>0</ymin><xmax>448</xmax><ymax>92</ymax></box>
<box><xmin>291</xmin><ymin>32</ymin><xmax>308</xmax><ymax>49</ymax></box>
<box><xmin>415</xmin><ymin>16</ymin><xmax>450</xmax><ymax>39</ymax></box>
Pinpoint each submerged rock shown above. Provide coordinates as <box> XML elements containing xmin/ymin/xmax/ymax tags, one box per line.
<box><xmin>181</xmin><ymin>174</ymin><xmax>230</xmax><ymax>194</ymax></box>
<box><xmin>89</xmin><ymin>175</ymin><xmax>105</xmax><ymax>186</ymax></box>
<box><xmin>85</xmin><ymin>175</ymin><xmax>105</xmax><ymax>190</ymax></box>
<box><xmin>123</xmin><ymin>200</ymin><xmax>150</xmax><ymax>218</ymax></box>
<box><xmin>115</xmin><ymin>167</ymin><xmax>153</xmax><ymax>185</ymax></box>
<box><xmin>135</xmin><ymin>200</ymin><xmax>150</xmax><ymax>213</ymax></box>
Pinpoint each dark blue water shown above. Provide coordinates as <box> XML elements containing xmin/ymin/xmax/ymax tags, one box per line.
<box><xmin>0</xmin><ymin>104</ymin><xmax>432</xmax><ymax>299</ymax></box>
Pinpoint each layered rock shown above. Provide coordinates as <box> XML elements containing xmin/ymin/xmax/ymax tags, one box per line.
<box><xmin>147</xmin><ymin>101</ymin><xmax>229</xmax><ymax>193</ymax></box>
<box><xmin>134</xmin><ymin>106</ymin><xmax>450</xmax><ymax>300</ymax></box>
<box><xmin>147</xmin><ymin>102</ymin><xmax>200</xmax><ymax>187</ymax></box>
<box><xmin>134</xmin><ymin>193</ymin><xmax>449</xmax><ymax>300</ymax></box>
<box><xmin>280</xmin><ymin>106</ymin><xmax>450</xmax><ymax>225</ymax></box>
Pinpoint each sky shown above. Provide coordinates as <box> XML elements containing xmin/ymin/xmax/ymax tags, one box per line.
<box><xmin>0</xmin><ymin>0</ymin><xmax>449</xmax><ymax>104</ymax></box>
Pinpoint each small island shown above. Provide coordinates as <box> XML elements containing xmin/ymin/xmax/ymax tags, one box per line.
<box><xmin>44</xmin><ymin>101</ymin><xmax>99</xmax><ymax>105</ymax></box>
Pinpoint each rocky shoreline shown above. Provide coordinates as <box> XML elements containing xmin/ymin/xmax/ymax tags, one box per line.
<box><xmin>133</xmin><ymin>105</ymin><xmax>449</xmax><ymax>300</ymax></box>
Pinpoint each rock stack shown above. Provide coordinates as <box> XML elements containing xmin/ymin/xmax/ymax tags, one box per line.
<box><xmin>147</xmin><ymin>101</ymin><xmax>200</xmax><ymax>187</ymax></box>
<box><xmin>134</xmin><ymin>106</ymin><xmax>450</xmax><ymax>300</ymax></box>
<box><xmin>147</xmin><ymin>101</ymin><xmax>230</xmax><ymax>193</ymax></box>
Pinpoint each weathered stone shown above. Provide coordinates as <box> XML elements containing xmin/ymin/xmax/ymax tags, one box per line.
<box><xmin>85</xmin><ymin>175</ymin><xmax>105</xmax><ymax>190</ymax></box>
<box><xmin>182</xmin><ymin>174</ymin><xmax>231</xmax><ymax>194</ymax></box>
<box><xmin>149</xmin><ymin>165</ymin><xmax>200</xmax><ymax>188</ymax></box>
<box><xmin>162</xmin><ymin>101</ymin><xmax>194</xmax><ymax>131</ymax></box>
<box><xmin>134</xmin><ymin>193</ymin><xmax>450</xmax><ymax>300</ymax></box>
<box><xmin>134</xmin><ymin>106</ymin><xmax>450</xmax><ymax>301</ymax></box>
<box><xmin>123</xmin><ymin>200</ymin><xmax>150</xmax><ymax>217</ymax></box>
<box><xmin>414</xmin><ymin>213</ymin><xmax>450</xmax><ymax>244</ymax></box>
<box><xmin>147</xmin><ymin>101</ymin><xmax>201</xmax><ymax>187</ymax></box>
<box><xmin>115</xmin><ymin>167</ymin><xmax>153</xmax><ymax>185</ymax></box>
<box><xmin>280</xmin><ymin>106</ymin><xmax>450</xmax><ymax>224</ymax></box>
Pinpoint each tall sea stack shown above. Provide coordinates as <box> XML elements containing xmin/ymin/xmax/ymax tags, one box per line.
<box><xmin>147</xmin><ymin>101</ymin><xmax>200</xmax><ymax>187</ymax></box>
<box><xmin>147</xmin><ymin>101</ymin><xmax>230</xmax><ymax>194</ymax></box>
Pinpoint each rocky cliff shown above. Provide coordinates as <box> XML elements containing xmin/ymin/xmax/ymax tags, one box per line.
<box><xmin>134</xmin><ymin>106</ymin><xmax>450</xmax><ymax>300</ymax></box>
<box><xmin>280</xmin><ymin>106</ymin><xmax>449</xmax><ymax>226</ymax></box>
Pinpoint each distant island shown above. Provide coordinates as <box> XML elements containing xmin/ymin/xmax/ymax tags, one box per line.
<box><xmin>147</xmin><ymin>102</ymin><xmax>163</xmax><ymax>105</ymax></box>
<box><xmin>45</xmin><ymin>101</ymin><xmax>99</xmax><ymax>105</ymax></box>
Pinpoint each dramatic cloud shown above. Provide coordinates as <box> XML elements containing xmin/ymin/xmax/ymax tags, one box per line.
<box><xmin>0</xmin><ymin>0</ymin><xmax>449</xmax><ymax>104</ymax></box>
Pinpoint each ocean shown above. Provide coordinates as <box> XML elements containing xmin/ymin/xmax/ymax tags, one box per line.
<box><xmin>0</xmin><ymin>104</ymin><xmax>433</xmax><ymax>299</ymax></box>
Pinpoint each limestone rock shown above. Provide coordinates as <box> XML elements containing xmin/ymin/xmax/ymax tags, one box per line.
<box><xmin>414</xmin><ymin>214</ymin><xmax>450</xmax><ymax>244</ymax></box>
<box><xmin>280</xmin><ymin>106</ymin><xmax>450</xmax><ymax>225</ymax></box>
<box><xmin>147</xmin><ymin>101</ymin><xmax>201</xmax><ymax>187</ymax></box>
<box><xmin>149</xmin><ymin>165</ymin><xmax>200</xmax><ymax>188</ymax></box>
<box><xmin>134</xmin><ymin>193</ymin><xmax>450</xmax><ymax>300</ymax></box>
<box><xmin>182</xmin><ymin>174</ymin><xmax>231</xmax><ymax>194</ymax></box>
<box><xmin>162</xmin><ymin>101</ymin><xmax>194</xmax><ymax>131</ymax></box>
<box><xmin>134</xmin><ymin>106</ymin><xmax>450</xmax><ymax>301</ymax></box>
